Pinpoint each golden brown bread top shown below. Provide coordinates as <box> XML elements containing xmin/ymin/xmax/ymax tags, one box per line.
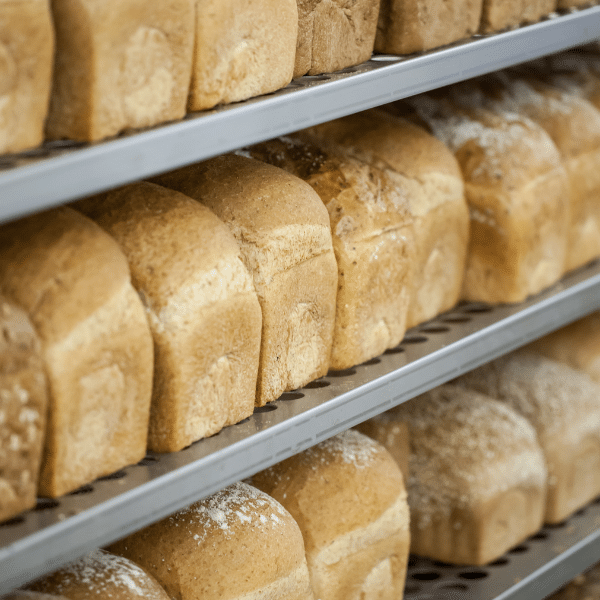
<box><xmin>244</xmin><ymin>134</ymin><xmax>413</xmax><ymax>245</ymax></box>
<box><xmin>75</xmin><ymin>182</ymin><xmax>255</xmax><ymax>320</ymax></box>
<box><xmin>252</xmin><ymin>430</ymin><xmax>406</xmax><ymax>554</ymax></box>
<box><xmin>109</xmin><ymin>482</ymin><xmax>306</xmax><ymax>600</ymax></box>
<box><xmin>27</xmin><ymin>550</ymin><xmax>170</xmax><ymax>600</ymax></box>
<box><xmin>0</xmin><ymin>207</ymin><xmax>131</xmax><ymax>344</ymax></box>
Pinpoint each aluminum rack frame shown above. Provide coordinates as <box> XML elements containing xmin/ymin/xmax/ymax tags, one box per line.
<box><xmin>2</xmin><ymin>5</ymin><xmax>600</xmax><ymax>223</ymax></box>
<box><xmin>1</xmin><ymin>261</ymin><xmax>600</xmax><ymax>593</ymax></box>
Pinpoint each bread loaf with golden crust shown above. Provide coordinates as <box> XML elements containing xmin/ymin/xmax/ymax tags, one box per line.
<box><xmin>109</xmin><ymin>482</ymin><xmax>315</xmax><ymax>600</ymax></box>
<box><xmin>480</xmin><ymin>0</ymin><xmax>556</xmax><ymax>33</ymax></box>
<box><xmin>0</xmin><ymin>297</ymin><xmax>47</xmax><ymax>522</ymax></box>
<box><xmin>76</xmin><ymin>182</ymin><xmax>262</xmax><ymax>452</ymax></box>
<box><xmin>245</xmin><ymin>134</ymin><xmax>415</xmax><ymax>371</ymax></box>
<box><xmin>46</xmin><ymin>0</ymin><xmax>195</xmax><ymax>141</ymax></box>
<box><xmin>154</xmin><ymin>155</ymin><xmax>337</xmax><ymax>404</ymax></box>
<box><xmin>456</xmin><ymin>351</ymin><xmax>600</xmax><ymax>524</ymax></box>
<box><xmin>0</xmin><ymin>207</ymin><xmax>153</xmax><ymax>496</ymax></box>
<box><xmin>253</xmin><ymin>430</ymin><xmax>410</xmax><ymax>600</ymax></box>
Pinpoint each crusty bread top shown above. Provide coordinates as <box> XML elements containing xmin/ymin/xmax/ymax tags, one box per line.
<box><xmin>76</xmin><ymin>182</ymin><xmax>255</xmax><ymax>327</ymax></box>
<box><xmin>252</xmin><ymin>430</ymin><xmax>406</xmax><ymax>554</ymax></box>
<box><xmin>397</xmin><ymin>94</ymin><xmax>564</xmax><ymax>192</ymax></box>
<box><xmin>0</xmin><ymin>207</ymin><xmax>131</xmax><ymax>344</ymax></box>
<box><xmin>28</xmin><ymin>549</ymin><xmax>170</xmax><ymax>600</ymax></box>
<box><xmin>395</xmin><ymin>385</ymin><xmax>547</xmax><ymax>529</ymax></box>
<box><xmin>244</xmin><ymin>134</ymin><xmax>413</xmax><ymax>244</ymax></box>
<box><xmin>109</xmin><ymin>482</ymin><xmax>306</xmax><ymax>600</ymax></box>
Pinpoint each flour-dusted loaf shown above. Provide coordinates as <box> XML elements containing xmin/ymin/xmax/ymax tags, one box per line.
<box><xmin>480</xmin><ymin>0</ymin><xmax>556</xmax><ymax>33</ymax></box>
<box><xmin>155</xmin><ymin>155</ymin><xmax>337</xmax><ymax>405</ymax></box>
<box><xmin>245</xmin><ymin>134</ymin><xmax>415</xmax><ymax>370</ymax></box>
<box><xmin>110</xmin><ymin>482</ymin><xmax>315</xmax><ymax>600</ymax></box>
<box><xmin>0</xmin><ymin>297</ymin><xmax>47</xmax><ymax>522</ymax></box>
<box><xmin>452</xmin><ymin>72</ymin><xmax>600</xmax><ymax>272</ymax></box>
<box><xmin>308</xmin><ymin>109</ymin><xmax>469</xmax><ymax>328</ymax></box>
<box><xmin>27</xmin><ymin>549</ymin><xmax>170</xmax><ymax>600</ymax></box>
<box><xmin>75</xmin><ymin>182</ymin><xmax>262</xmax><ymax>453</ymax></box>
<box><xmin>527</xmin><ymin>312</ymin><xmax>600</xmax><ymax>383</ymax></box>
<box><xmin>548</xmin><ymin>563</ymin><xmax>600</xmax><ymax>600</ymax></box>
<box><xmin>0</xmin><ymin>207</ymin><xmax>153</xmax><ymax>497</ymax></box>
<box><xmin>396</xmin><ymin>385</ymin><xmax>547</xmax><ymax>565</ymax></box>
<box><xmin>253</xmin><ymin>430</ymin><xmax>410</xmax><ymax>600</ymax></box>
<box><xmin>189</xmin><ymin>0</ymin><xmax>297</xmax><ymax>110</ymax></box>
<box><xmin>394</xmin><ymin>94</ymin><xmax>569</xmax><ymax>303</ymax></box>
<box><xmin>0</xmin><ymin>0</ymin><xmax>54</xmax><ymax>154</ymax></box>
<box><xmin>456</xmin><ymin>351</ymin><xmax>600</xmax><ymax>524</ymax></box>
<box><xmin>294</xmin><ymin>0</ymin><xmax>380</xmax><ymax>78</ymax></box>
<box><xmin>46</xmin><ymin>0</ymin><xmax>194</xmax><ymax>142</ymax></box>
<box><xmin>375</xmin><ymin>0</ymin><xmax>482</xmax><ymax>55</ymax></box>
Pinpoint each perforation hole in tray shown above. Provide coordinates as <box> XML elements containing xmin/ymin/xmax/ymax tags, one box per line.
<box><xmin>402</xmin><ymin>335</ymin><xmax>429</xmax><ymax>344</ymax></box>
<box><xmin>98</xmin><ymin>470</ymin><xmax>127</xmax><ymax>481</ymax></box>
<box><xmin>441</xmin><ymin>315</ymin><xmax>473</xmax><ymax>323</ymax></box>
<box><xmin>362</xmin><ymin>357</ymin><xmax>382</xmax><ymax>366</ymax></box>
<box><xmin>411</xmin><ymin>572</ymin><xmax>441</xmax><ymax>581</ymax></box>
<box><xmin>462</xmin><ymin>304</ymin><xmax>493</xmax><ymax>314</ymax></box>
<box><xmin>279</xmin><ymin>392</ymin><xmax>305</xmax><ymax>401</ymax></box>
<box><xmin>384</xmin><ymin>346</ymin><xmax>405</xmax><ymax>355</ymax></box>
<box><xmin>439</xmin><ymin>583</ymin><xmax>469</xmax><ymax>591</ymax></box>
<box><xmin>328</xmin><ymin>368</ymin><xmax>357</xmax><ymax>377</ymax></box>
<box><xmin>303</xmin><ymin>379</ymin><xmax>330</xmax><ymax>389</ymax></box>
<box><xmin>489</xmin><ymin>557</ymin><xmax>509</xmax><ymax>566</ymax></box>
<box><xmin>0</xmin><ymin>515</ymin><xmax>26</xmax><ymax>527</ymax></box>
<box><xmin>530</xmin><ymin>531</ymin><xmax>549</xmax><ymax>541</ymax></box>
<box><xmin>420</xmin><ymin>326</ymin><xmax>450</xmax><ymax>334</ymax></box>
<box><xmin>35</xmin><ymin>499</ymin><xmax>60</xmax><ymax>511</ymax></box>
<box><xmin>509</xmin><ymin>544</ymin><xmax>529</xmax><ymax>554</ymax></box>
<box><xmin>68</xmin><ymin>484</ymin><xmax>95</xmax><ymax>496</ymax></box>
<box><xmin>254</xmin><ymin>404</ymin><xmax>277</xmax><ymax>413</ymax></box>
<box><xmin>459</xmin><ymin>571</ymin><xmax>489</xmax><ymax>580</ymax></box>
<box><xmin>137</xmin><ymin>455</ymin><xmax>159</xmax><ymax>466</ymax></box>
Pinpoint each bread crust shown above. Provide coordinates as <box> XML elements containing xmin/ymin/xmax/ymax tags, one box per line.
<box><xmin>46</xmin><ymin>0</ymin><xmax>194</xmax><ymax>141</ymax></box>
<box><xmin>0</xmin><ymin>297</ymin><xmax>47</xmax><ymax>522</ymax></box>
<box><xmin>76</xmin><ymin>182</ymin><xmax>262</xmax><ymax>452</ymax></box>
<box><xmin>0</xmin><ymin>207</ymin><xmax>153</xmax><ymax>496</ymax></box>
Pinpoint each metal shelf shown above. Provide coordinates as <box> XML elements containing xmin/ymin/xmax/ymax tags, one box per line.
<box><xmin>1</xmin><ymin>261</ymin><xmax>600</xmax><ymax>593</ymax></box>
<box><xmin>2</xmin><ymin>5</ymin><xmax>600</xmax><ymax>224</ymax></box>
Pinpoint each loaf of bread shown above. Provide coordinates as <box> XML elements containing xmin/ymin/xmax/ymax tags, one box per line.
<box><xmin>253</xmin><ymin>430</ymin><xmax>410</xmax><ymax>600</ymax></box>
<box><xmin>480</xmin><ymin>0</ymin><xmax>556</xmax><ymax>33</ymax></box>
<box><xmin>110</xmin><ymin>482</ymin><xmax>315</xmax><ymax>600</ymax></box>
<box><xmin>0</xmin><ymin>0</ymin><xmax>54</xmax><ymax>154</ymax></box>
<box><xmin>452</xmin><ymin>72</ymin><xmax>600</xmax><ymax>272</ymax></box>
<box><xmin>75</xmin><ymin>182</ymin><xmax>262</xmax><ymax>453</ymax></box>
<box><xmin>46</xmin><ymin>0</ymin><xmax>194</xmax><ymax>142</ymax></box>
<box><xmin>188</xmin><ymin>0</ymin><xmax>297</xmax><ymax>110</ymax></box>
<box><xmin>394</xmin><ymin>95</ymin><xmax>569</xmax><ymax>303</ymax></box>
<box><xmin>456</xmin><ymin>351</ymin><xmax>600</xmax><ymax>523</ymax></box>
<box><xmin>0</xmin><ymin>297</ymin><xmax>47</xmax><ymax>522</ymax></box>
<box><xmin>395</xmin><ymin>384</ymin><xmax>547</xmax><ymax>565</ymax></box>
<box><xmin>0</xmin><ymin>207</ymin><xmax>153</xmax><ymax>496</ymax></box>
<box><xmin>27</xmin><ymin>549</ymin><xmax>170</xmax><ymax>600</ymax></box>
<box><xmin>294</xmin><ymin>0</ymin><xmax>380</xmax><ymax>78</ymax></box>
<box><xmin>527</xmin><ymin>312</ymin><xmax>600</xmax><ymax>383</ymax></box>
<box><xmin>308</xmin><ymin>109</ymin><xmax>469</xmax><ymax>328</ymax></box>
<box><xmin>375</xmin><ymin>0</ymin><xmax>482</xmax><ymax>55</ymax></box>
<box><xmin>548</xmin><ymin>563</ymin><xmax>600</xmax><ymax>600</ymax></box>
<box><xmin>245</xmin><ymin>134</ymin><xmax>415</xmax><ymax>371</ymax></box>
<box><xmin>154</xmin><ymin>155</ymin><xmax>337</xmax><ymax>404</ymax></box>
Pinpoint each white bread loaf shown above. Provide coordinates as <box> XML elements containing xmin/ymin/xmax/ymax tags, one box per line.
<box><xmin>0</xmin><ymin>0</ymin><xmax>54</xmax><ymax>154</ymax></box>
<box><xmin>245</xmin><ymin>134</ymin><xmax>415</xmax><ymax>371</ymax></box>
<box><xmin>189</xmin><ymin>0</ymin><xmax>297</xmax><ymax>110</ymax></box>
<box><xmin>308</xmin><ymin>109</ymin><xmax>469</xmax><ymax>328</ymax></box>
<box><xmin>396</xmin><ymin>385</ymin><xmax>547</xmax><ymax>565</ymax></box>
<box><xmin>46</xmin><ymin>0</ymin><xmax>195</xmax><ymax>141</ymax></box>
<box><xmin>154</xmin><ymin>155</ymin><xmax>337</xmax><ymax>405</ymax></box>
<box><xmin>0</xmin><ymin>207</ymin><xmax>154</xmax><ymax>497</ymax></box>
<box><xmin>480</xmin><ymin>0</ymin><xmax>556</xmax><ymax>33</ymax></box>
<box><xmin>394</xmin><ymin>94</ymin><xmax>569</xmax><ymax>304</ymax></box>
<box><xmin>75</xmin><ymin>182</ymin><xmax>262</xmax><ymax>453</ymax></box>
<box><xmin>450</xmin><ymin>72</ymin><xmax>600</xmax><ymax>272</ymax></box>
<box><xmin>27</xmin><ymin>549</ymin><xmax>170</xmax><ymax>600</ymax></box>
<box><xmin>294</xmin><ymin>0</ymin><xmax>380</xmax><ymax>78</ymax></box>
<box><xmin>253</xmin><ymin>430</ymin><xmax>410</xmax><ymax>600</ymax></box>
<box><xmin>527</xmin><ymin>312</ymin><xmax>600</xmax><ymax>383</ymax></box>
<box><xmin>0</xmin><ymin>297</ymin><xmax>47</xmax><ymax>522</ymax></box>
<box><xmin>455</xmin><ymin>351</ymin><xmax>600</xmax><ymax>524</ymax></box>
<box><xmin>109</xmin><ymin>482</ymin><xmax>315</xmax><ymax>600</ymax></box>
<box><xmin>375</xmin><ymin>0</ymin><xmax>482</xmax><ymax>55</ymax></box>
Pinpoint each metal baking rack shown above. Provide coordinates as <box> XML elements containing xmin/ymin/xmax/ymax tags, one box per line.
<box><xmin>1</xmin><ymin>260</ymin><xmax>600</xmax><ymax>594</ymax></box>
<box><xmin>1</xmin><ymin>5</ymin><xmax>600</xmax><ymax>224</ymax></box>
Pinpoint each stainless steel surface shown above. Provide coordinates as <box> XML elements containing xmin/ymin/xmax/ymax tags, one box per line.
<box><xmin>1</xmin><ymin>262</ymin><xmax>600</xmax><ymax>592</ymax></box>
<box><xmin>2</xmin><ymin>6</ymin><xmax>600</xmax><ymax>223</ymax></box>
<box><xmin>406</xmin><ymin>499</ymin><xmax>600</xmax><ymax>600</ymax></box>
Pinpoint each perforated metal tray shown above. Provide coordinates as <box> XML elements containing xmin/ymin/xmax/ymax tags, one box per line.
<box><xmin>1</xmin><ymin>261</ymin><xmax>600</xmax><ymax>593</ymax></box>
<box><xmin>2</xmin><ymin>5</ymin><xmax>600</xmax><ymax>224</ymax></box>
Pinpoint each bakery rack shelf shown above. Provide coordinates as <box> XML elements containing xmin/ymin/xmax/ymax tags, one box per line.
<box><xmin>2</xmin><ymin>5</ymin><xmax>600</xmax><ymax>225</ymax></box>
<box><xmin>1</xmin><ymin>260</ymin><xmax>600</xmax><ymax>594</ymax></box>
